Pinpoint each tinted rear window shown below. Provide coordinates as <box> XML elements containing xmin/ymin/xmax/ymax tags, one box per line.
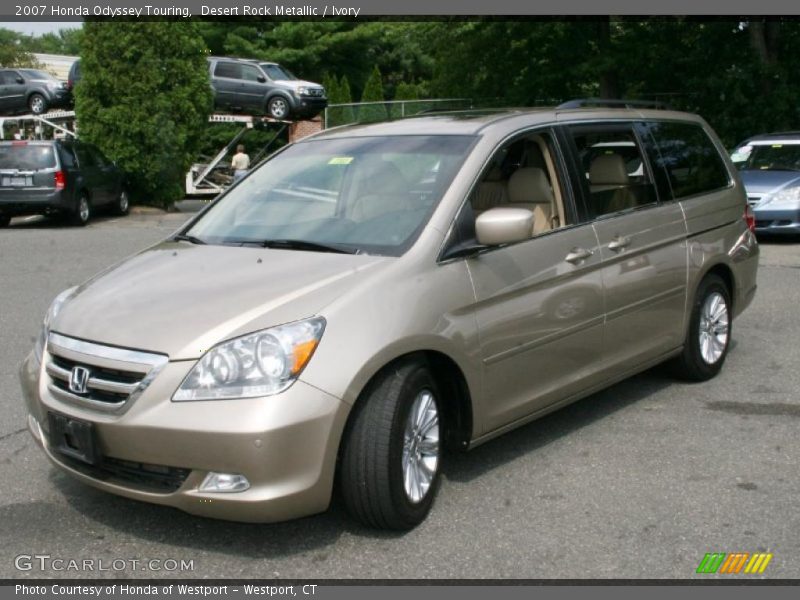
<box><xmin>0</xmin><ymin>145</ymin><xmax>57</xmax><ymax>170</ymax></box>
<box><xmin>647</xmin><ymin>122</ymin><xmax>730</xmax><ymax>199</ymax></box>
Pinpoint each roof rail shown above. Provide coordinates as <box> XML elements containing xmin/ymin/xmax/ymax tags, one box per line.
<box><xmin>557</xmin><ymin>98</ymin><xmax>671</xmax><ymax>110</ymax></box>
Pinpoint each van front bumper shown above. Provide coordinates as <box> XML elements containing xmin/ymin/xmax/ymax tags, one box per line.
<box><xmin>19</xmin><ymin>351</ymin><xmax>350</xmax><ymax>523</ymax></box>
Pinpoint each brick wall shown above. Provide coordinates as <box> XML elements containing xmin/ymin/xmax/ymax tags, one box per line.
<box><xmin>288</xmin><ymin>117</ymin><xmax>323</xmax><ymax>143</ymax></box>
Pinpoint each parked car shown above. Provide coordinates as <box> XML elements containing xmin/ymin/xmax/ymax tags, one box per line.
<box><xmin>66</xmin><ymin>59</ymin><xmax>81</xmax><ymax>93</ymax></box>
<box><xmin>19</xmin><ymin>104</ymin><xmax>758</xmax><ymax>530</ymax></box>
<box><xmin>0</xmin><ymin>68</ymin><xmax>71</xmax><ymax>115</ymax></box>
<box><xmin>208</xmin><ymin>56</ymin><xmax>327</xmax><ymax>120</ymax></box>
<box><xmin>731</xmin><ymin>132</ymin><xmax>800</xmax><ymax>236</ymax></box>
<box><xmin>0</xmin><ymin>139</ymin><xmax>128</xmax><ymax>227</ymax></box>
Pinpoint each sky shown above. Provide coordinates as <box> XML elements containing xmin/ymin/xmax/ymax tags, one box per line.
<box><xmin>1</xmin><ymin>22</ymin><xmax>82</xmax><ymax>35</ymax></box>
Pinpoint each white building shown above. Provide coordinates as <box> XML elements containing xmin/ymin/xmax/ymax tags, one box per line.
<box><xmin>32</xmin><ymin>53</ymin><xmax>78</xmax><ymax>80</ymax></box>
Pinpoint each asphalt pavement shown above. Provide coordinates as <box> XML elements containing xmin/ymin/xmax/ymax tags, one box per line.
<box><xmin>0</xmin><ymin>212</ymin><xmax>798</xmax><ymax>579</ymax></box>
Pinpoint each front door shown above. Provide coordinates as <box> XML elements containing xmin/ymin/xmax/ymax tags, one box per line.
<box><xmin>464</xmin><ymin>129</ymin><xmax>606</xmax><ymax>434</ymax></box>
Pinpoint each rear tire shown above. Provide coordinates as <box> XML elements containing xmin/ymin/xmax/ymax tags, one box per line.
<box><xmin>70</xmin><ymin>194</ymin><xmax>91</xmax><ymax>227</ymax></box>
<box><xmin>340</xmin><ymin>359</ymin><xmax>442</xmax><ymax>530</ymax></box>
<box><xmin>113</xmin><ymin>189</ymin><xmax>130</xmax><ymax>216</ymax></box>
<box><xmin>28</xmin><ymin>93</ymin><xmax>47</xmax><ymax>115</ymax></box>
<box><xmin>669</xmin><ymin>274</ymin><xmax>732</xmax><ymax>381</ymax></box>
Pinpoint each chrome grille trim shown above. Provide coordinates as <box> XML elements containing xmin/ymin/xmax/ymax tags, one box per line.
<box><xmin>45</xmin><ymin>332</ymin><xmax>168</xmax><ymax>413</ymax></box>
<box><xmin>48</xmin><ymin>382</ymin><xmax>127</xmax><ymax>410</ymax></box>
<box><xmin>48</xmin><ymin>332</ymin><xmax>167</xmax><ymax>368</ymax></box>
<box><xmin>45</xmin><ymin>361</ymin><xmax>140</xmax><ymax>395</ymax></box>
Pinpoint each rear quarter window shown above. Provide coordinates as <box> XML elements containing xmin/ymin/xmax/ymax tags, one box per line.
<box><xmin>214</xmin><ymin>62</ymin><xmax>240</xmax><ymax>79</ymax></box>
<box><xmin>647</xmin><ymin>121</ymin><xmax>731</xmax><ymax>199</ymax></box>
<box><xmin>0</xmin><ymin>145</ymin><xmax>56</xmax><ymax>170</ymax></box>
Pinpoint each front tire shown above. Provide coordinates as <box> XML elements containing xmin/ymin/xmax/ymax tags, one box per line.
<box><xmin>267</xmin><ymin>96</ymin><xmax>290</xmax><ymax>120</ymax></box>
<box><xmin>340</xmin><ymin>359</ymin><xmax>442</xmax><ymax>530</ymax></box>
<box><xmin>670</xmin><ymin>274</ymin><xmax>732</xmax><ymax>381</ymax></box>
<box><xmin>70</xmin><ymin>194</ymin><xmax>91</xmax><ymax>227</ymax></box>
<box><xmin>28</xmin><ymin>93</ymin><xmax>47</xmax><ymax>115</ymax></box>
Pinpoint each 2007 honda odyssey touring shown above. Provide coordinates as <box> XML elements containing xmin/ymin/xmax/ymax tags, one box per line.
<box><xmin>19</xmin><ymin>102</ymin><xmax>759</xmax><ymax>530</ymax></box>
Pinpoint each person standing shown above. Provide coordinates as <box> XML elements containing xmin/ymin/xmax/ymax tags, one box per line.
<box><xmin>231</xmin><ymin>144</ymin><xmax>251</xmax><ymax>183</ymax></box>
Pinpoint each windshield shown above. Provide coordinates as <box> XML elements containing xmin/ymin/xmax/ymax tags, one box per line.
<box><xmin>0</xmin><ymin>144</ymin><xmax>56</xmax><ymax>170</ymax></box>
<box><xmin>261</xmin><ymin>64</ymin><xmax>295</xmax><ymax>81</ymax></box>
<box><xmin>186</xmin><ymin>135</ymin><xmax>476</xmax><ymax>256</ymax></box>
<box><xmin>732</xmin><ymin>142</ymin><xmax>800</xmax><ymax>172</ymax></box>
<box><xmin>19</xmin><ymin>69</ymin><xmax>54</xmax><ymax>80</ymax></box>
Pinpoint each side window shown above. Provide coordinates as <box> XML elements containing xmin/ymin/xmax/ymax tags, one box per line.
<box><xmin>58</xmin><ymin>144</ymin><xmax>76</xmax><ymax>168</ymax></box>
<box><xmin>214</xmin><ymin>62</ymin><xmax>241</xmax><ymax>79</ymax></box>
<box><xmin>73</xmin><ymin>144</ymin><xmax>95</xmax><ymax>168</ymax></box>
<box><xmin>569</xmin><ymin>125</ymin><xmax>658</xmax><ymax>218</ymax></box>
<box><xmin>1</xmin><ymin>71</ymin><xmax>20</xmax><ymax>84</ymax></box>
<box><xmin>240</xmin><ymin>65</ymin><xmax>263</xmax><ymax>82</ymax></box>
<box><xmin>647</xmin><ymin>121</ymin><xmax>730</xmax><ymax>199</ymax></box>
<box><xmin>88</xmin><ymin>145</ymin><xmax>108</xmax><ymax>168</ymax></box>
<box><xmin>468</xmin><ymin>130</ymin><xmax>568</xmax><ymax>236</ymax></box>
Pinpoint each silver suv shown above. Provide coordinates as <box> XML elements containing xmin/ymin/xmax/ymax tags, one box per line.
<box><xmin>20</xmin><ymin>104</ymin><xmax>759</xmax><ymax>530</ymax></box>
<box><xmin>207</xmin><ymin>56</ymin><xmax>327</xmax><ymax>120</ymax></box>
<box><xmin>0</xmin><ymin>68</ymin><xmax>71</xmax><ymax>115</ymax></box>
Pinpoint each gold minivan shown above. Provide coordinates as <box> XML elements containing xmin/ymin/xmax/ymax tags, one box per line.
<box><xmin>19</xmin><ymin>104</ymin><xmax>759</xmax><ymax>529</ymax></box>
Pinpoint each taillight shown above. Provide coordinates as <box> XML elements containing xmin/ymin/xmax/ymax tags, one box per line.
<box><xmin>54</xmin><ymin>170</ymin><xmax>66</xmax><ymax>190</ymax></box>
<box><xmin>744</xmin><ymin>204</ymin><xmax>756</xmax><ymax>233</ymax></box>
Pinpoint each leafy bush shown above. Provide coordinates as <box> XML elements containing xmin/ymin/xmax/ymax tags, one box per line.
<box><xmin>76</xmin><ymin>22</ymin><xmax>213</xmax><ymax>208</ymax></box>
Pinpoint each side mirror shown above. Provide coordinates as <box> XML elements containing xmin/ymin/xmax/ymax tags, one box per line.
<box><xmin>15</xmin><ymin>77</ymin><xmax>24</xmax><ymax>84</ymax></box>
<box><xmin>476</xmin><ymin>207</ymin><xmax>534</xmax><ymax>246</ymax></box>
<box><xmin>257</xmin><ymin>75</ymin><xmax>266</xmax><ymax>83</ymax></box>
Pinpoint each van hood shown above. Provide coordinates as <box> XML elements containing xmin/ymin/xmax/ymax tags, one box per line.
<box><xmin>52</xmin><ymin>242</ymin><xmax>389</xmax><ymax>360</ymax></box>
<box><xmin>278</xmin><ymin>80</ymin><xmax>325</xmax><ymax>92</ymax></box>
<box><xmin>739</xmin><ymin>169</ymin><xmax>800</xmax><ymax>196</ymax></box>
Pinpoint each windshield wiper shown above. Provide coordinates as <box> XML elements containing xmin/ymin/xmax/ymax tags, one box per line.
<box><xmin>172</xmin><ymin>233</ymin><xmax>207</xmax><ymax>245</ymax></box>
<box><xmin>226</xmin><ymin>238</ymin><xmax>358</xmax><ymax>254</ymax></box>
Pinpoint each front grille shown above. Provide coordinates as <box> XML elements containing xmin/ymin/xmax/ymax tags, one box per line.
<box><xmin>57</xmin><ymin>453</ymin><xmax>190</xmax><ymax>493</ymax></box>
<box><xmin>45</xmin><ymin>332</ymin><xmax>168</xmax><ymax>412</ymax></box>
<box><xmin>306</xmin><ymin>88</ymin><xmax>324</xmax><ymax>97</ymax></box>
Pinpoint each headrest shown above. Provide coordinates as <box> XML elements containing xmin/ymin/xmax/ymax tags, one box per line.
<box><xmin>484</xmin><ymin>166</ymin><xmax>504</xmax><ymax>182</ymax></box>
<box><xmin>507</xmin><ymin>167</ymin><xmax>554</xmax><ymax>205</ymax></box>
<box><xmin>590</xmin><ymin>154</ymin><xmax>630</xmax><ymax>186</ymax></box>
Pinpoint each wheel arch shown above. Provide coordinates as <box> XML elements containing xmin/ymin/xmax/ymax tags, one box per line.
<box><xmin>337</xmin><ymin>349</ymin><xmax>474</xmax><ymax>461</ymax></box>
<box><xmin>698</xmin><ymin>262</ymin><xmax>736</xmax><ymax>314</ymax></box>
<box><xmin>26</xmin><ymin>90</ymin><xmax>47</xmax><ymax>106</ymax></box>
<box><xmin>265</xmin><ymin>91</ymin><xmax>295</xmax><ymax>114</ymax></box>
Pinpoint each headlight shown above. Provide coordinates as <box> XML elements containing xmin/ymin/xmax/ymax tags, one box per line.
<box><xmin>762</xmin><ymin>186</ymin><xmax>800</xmax><ymax>207</ymax></box>
<box><xmin>172</xmin><ymin>317</ymin><xmax>325</xmax><ymax>401</ymax></box>
<box><xmin>296</xmin><ymin>86</ymin><xmax>309</xmax><ymax>95</ymax></box>
<box><xmin>34</xmin><ymin>287</ymin><xmax>77</xmax><ymax>363</ymax></box>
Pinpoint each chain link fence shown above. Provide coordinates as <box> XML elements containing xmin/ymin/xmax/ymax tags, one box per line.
<box><xmin>323</xmin><ymin>98</ymin><xmax>473</xmax><ymax>129</ymax></box>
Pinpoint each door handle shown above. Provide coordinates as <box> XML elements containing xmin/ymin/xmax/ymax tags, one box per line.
<box><xmin>565</xmin><ymin>247</ymin><xmax>594</xmax><ymax>264</ymax></box>
<box><xmin>607</xmin><ymin>235</ymin><xmax>632</xmax><ymax>251</ymax></box>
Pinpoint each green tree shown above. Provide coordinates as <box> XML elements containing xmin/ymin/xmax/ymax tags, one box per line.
<box><xmin>22</xmin><ymin>28</ymin><xmax>83</xmax><ymax>55</ymax></box>
<box><xmin>391</xmin><ymin>81</ymin><xmax>421</xmax><ymax>118</ymax></box>
<box><xmin>359</xmin><ymin>65</ymin><xmax>386</xmax><ymax>123</ymax></box>
<box><xmin>321</xmin><ymin>72</ymin><xmax>342</xmax><ymax>126</ymax></box>
<box><xmin>336</xmin><ymin>75</ymin><xmax>355</xmax><ymax>126</ymax></box>
<box><xmin>0</xmin><ymin>28</ymin><xmax>39</xmax><ymax>67</ymax></box>
<box><xmin>76</xmin><ymin>22</ymin><xmax>213</xmax><ymax>208</ymax></box>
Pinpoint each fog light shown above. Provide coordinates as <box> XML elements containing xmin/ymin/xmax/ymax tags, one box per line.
<box><xmin>199</xmin><ymin>472</ymin><xmax>250</xmax><ymax>493</ymax></box>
